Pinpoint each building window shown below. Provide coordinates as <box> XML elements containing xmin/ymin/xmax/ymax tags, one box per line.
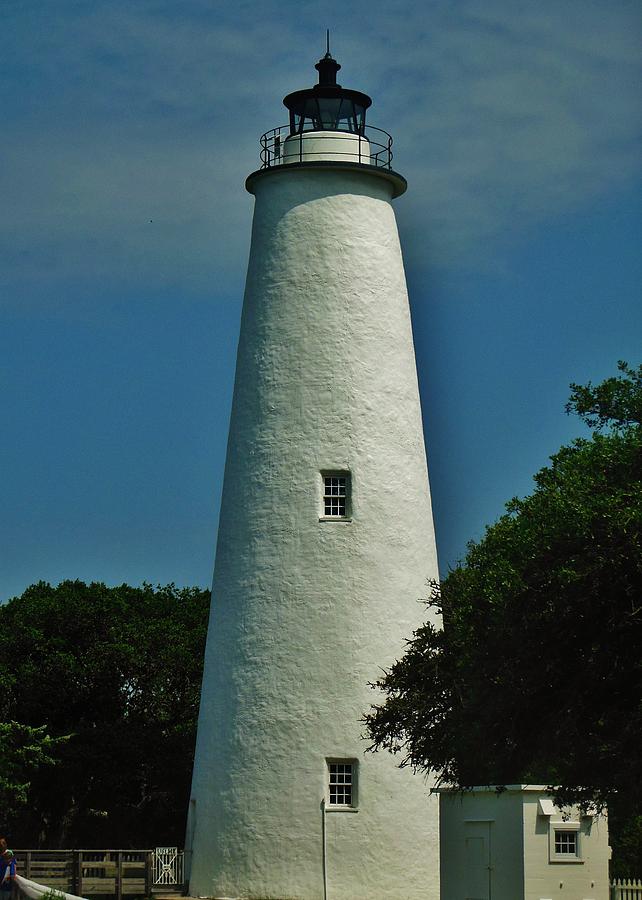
<box><xmin>327</xmin><ymin>760</ymin><xmax>357</xmax><ymax>809</ymax></box>
<box><xmin>321</xmin><ymin>472</ymin><xmax>350</xmax><ymax>519</ymax></box>
<box><xmin>554</xmin><ymin>831</ymin><xmax>577</xmax><ymax>855</ymax></box>
<box><xmin>549</xmin><ymin>823</ymin><xmax>582</xmax><ymax>863</ymax></box>
<box><xmin>329</xmin><ymin>762</ymin><xmax>352</xmax><ymax>805</ymax></box>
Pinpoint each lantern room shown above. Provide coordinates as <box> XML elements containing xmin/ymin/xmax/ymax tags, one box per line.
<box><xmin>252</xmin><ymin>45</ymin><xmax>406</xmax><ymax>197</ymax></box>
<box><xmin>283</xmin><ymin>50</ymin><xmax>372</xmax><ymax>135</ymax></box>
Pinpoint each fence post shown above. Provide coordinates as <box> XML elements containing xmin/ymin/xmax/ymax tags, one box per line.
<box><xmin>145</xmin><ymin>851</ymin><xmax>152</xmax><ymax>898</ymax></box>
<box><xmin>116</xmin><ymin>851</ymin><xmax>123</xmax><ymax>900</ymax></box>
<box><xmin>25</xmin><ymin>852</ymin><xmax>31</xmax><ymax>880</ymax></box>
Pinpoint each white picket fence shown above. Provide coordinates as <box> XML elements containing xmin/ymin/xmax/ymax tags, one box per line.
<box><xmin>612</xmin><ymin>879</ymin><xmax>642</xmax><ymax>900</ymax></box>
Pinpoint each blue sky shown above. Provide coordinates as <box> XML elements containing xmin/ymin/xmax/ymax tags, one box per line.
<box><xmin>2</xmin><ymin>0</ymin><xmax>641</xmax><ymax>600</ymax></box>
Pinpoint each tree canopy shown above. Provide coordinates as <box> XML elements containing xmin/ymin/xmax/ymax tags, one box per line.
<box><xmin>365</xmin><ymin>362</ymin><xmax>642</xmax><ymax>873</ymax></box>
<box><xmin>0</xmin><ymin>581</ymin><xmax>209</xmax><ymax>848</ymax></box>
<box><xmin>0</xmin><ymin>722</ymin><xmax>68</xmax><ymax>811</ymax></box>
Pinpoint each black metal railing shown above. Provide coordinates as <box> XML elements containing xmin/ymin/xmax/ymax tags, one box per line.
<box><xmin>259</xmin><ymin>124</ymin><xmax>394</xmax><ymax>170</ymax></box>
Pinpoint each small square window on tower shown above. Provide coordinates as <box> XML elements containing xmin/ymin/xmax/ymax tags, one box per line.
<box><xmin>326</xmin><ymin>760</ymin><xmax>358</xmax><ymax>810</ymax></box>
<box><xmin>321</xmin><ymin>471</ymin><xmax>351</xmax><ymax>519</ymax></box>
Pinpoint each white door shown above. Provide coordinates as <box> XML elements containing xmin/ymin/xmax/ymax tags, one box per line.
<box><xmin>465</xmin><ymin>822</ymin><xmax>492</xmax><ymax>900</ymax></box>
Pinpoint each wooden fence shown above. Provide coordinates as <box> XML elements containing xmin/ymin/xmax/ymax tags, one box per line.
<box><xmin>11</xmin><ymin>855</ymin><xmax>638</xmax><ymax>900</ymax></box>
<box><xmin>612</xmin><ymin>880</ymin><xmax>642</xmax><ymax>900</ymax></box>
<box><xmin>13</xmin><ymin>850</ymin><xmax>184</xmax><ymax>898</ymax></box>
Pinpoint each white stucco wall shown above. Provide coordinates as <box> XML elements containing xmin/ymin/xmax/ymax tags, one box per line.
<box><xmin>187</xmin><ymin>163</ymin><xmax>441</xmax><ymax>899</ymax></box>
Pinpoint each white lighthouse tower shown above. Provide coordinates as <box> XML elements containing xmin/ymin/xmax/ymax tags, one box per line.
<box><xmin>187</xmin><ymin>47</ymin><xmax>441</xmax><ymax>900</ymax></box>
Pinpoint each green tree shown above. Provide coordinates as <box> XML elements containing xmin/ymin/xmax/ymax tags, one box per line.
<box><xmin>365</xmin><ymin>362</ymin><xmax>642</xmax><ymax>875</ymax></box>
<box><xmin>0</xmin><ymin>581</ymin><xmax>209</xmax><ymax>848</ymax></box>
<box><xmin>0</xmin><ymin>722</ymin><xmax>67</xmax><ymax>813</ymax></box>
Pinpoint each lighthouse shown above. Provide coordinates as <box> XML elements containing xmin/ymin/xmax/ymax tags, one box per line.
<box><xmin>186</xmin><ymin>47</ymin><xmax>441</xmax><ymax>900</ymax></box>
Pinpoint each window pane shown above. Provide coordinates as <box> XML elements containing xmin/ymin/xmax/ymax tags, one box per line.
<box><xmin>555</xmin><ymin>831</ymin><xmax>577</xmax><ymax>854</ymax></box>
<box><xmin>322</xmin><ymin>472</ymin><xmax>350</xmax><ymax>517</ymax></box>
<box><xmin>328</xmin><ymin>761</ymin><xmax>354</xmax><ymax>806</ymax></box>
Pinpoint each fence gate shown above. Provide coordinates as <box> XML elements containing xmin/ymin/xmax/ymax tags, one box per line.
<box><xmin>152</xmin><ymin>847</ymin><xmax>184</xmax><ymax>891</ymax></box>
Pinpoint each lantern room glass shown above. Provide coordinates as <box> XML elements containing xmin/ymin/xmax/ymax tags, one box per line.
<box><xmin>288</xmin><ymin>96</ymin><xmax>367</xmax><ymax>135</ymax></box>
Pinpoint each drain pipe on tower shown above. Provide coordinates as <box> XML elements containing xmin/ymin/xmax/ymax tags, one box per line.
<box><xmin>321</xmin><ymin>797</ymin><xmax>328</xmax><ymax>900</ymax></box>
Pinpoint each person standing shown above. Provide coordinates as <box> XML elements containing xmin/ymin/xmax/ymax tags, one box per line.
<box><xmin>0</xmin><ymin>838</ymin><xmax>16</xmax><ymax>899</ymax></box>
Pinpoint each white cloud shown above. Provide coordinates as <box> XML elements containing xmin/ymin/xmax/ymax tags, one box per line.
<box><xmin>1</xmin><ymin>0</ymin><xmax>640</xmax><ymax>307</ymax></box>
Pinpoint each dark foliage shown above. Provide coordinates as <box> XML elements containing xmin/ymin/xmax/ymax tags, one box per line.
<box><xmin>0</xmin><ymin>581</ymin><xmax>209</xmax><ymax>849</ymax></box>
<box><xmin>365</xmin><ymin>363</ymin><xmax>642</xmax><ymax>876</ymax></box>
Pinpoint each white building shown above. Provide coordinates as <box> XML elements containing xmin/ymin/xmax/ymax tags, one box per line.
<box><xmin>438</xmin><ymin>785</ymin><xmax>610</xmax><ymax>900</ymax></box>
<box><xmin>186</xmin><ymin>49</ymin><xmax>441</xmax><ymax>900</ymax></box>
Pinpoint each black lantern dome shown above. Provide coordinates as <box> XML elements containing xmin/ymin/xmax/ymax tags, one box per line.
<box><xmin>283</xmin><ymin>49</ymin><xmax>372</xmax><ymax>136</ymax></box>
